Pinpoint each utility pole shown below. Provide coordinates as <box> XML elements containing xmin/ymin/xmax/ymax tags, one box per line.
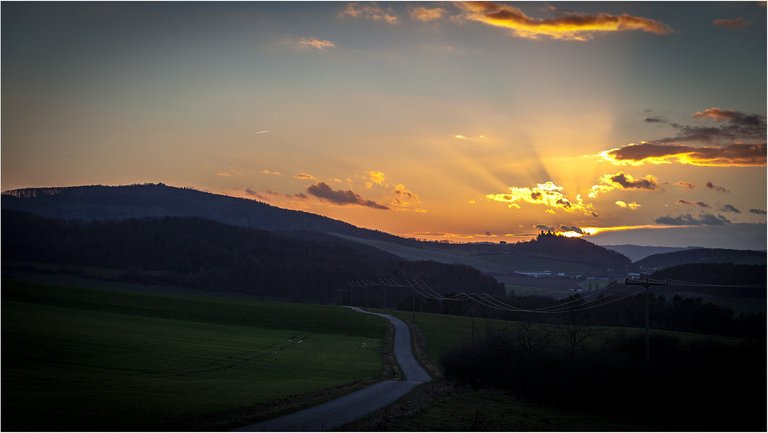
<box><xmin>471</xmin><ymin>304</ymin><xmax>476</xmax><ymax>340</ymax></box>
<box><xmin>626</xmin><ymin>275</ymin><xmax>670</xmax><ymax>373</ymax></box>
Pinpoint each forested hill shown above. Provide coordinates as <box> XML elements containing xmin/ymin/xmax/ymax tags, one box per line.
<box><xmin>507</xmin><ymin>232</ymin><xmax>631</xmax><ymax>270</ymax></box>
<box><xmin>2</xmin><ymin>183</ymin><xmax>631</xmax><ymax>271</ymax></box>
<box><xmin>2</xmin><ymin>183</ymin><xmax>403</xmax><ymax>242</ymax></box>
<box><xmin>2</xmin><ymin>210</ymin><xmax>505</xmax><ymax>303</ymax></box>
<box><xmin>636</xmin><ymin>248</ymin><xmax>766</xmax><ymax>270</ymax></box>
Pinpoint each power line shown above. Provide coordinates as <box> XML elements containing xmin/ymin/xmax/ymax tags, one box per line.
<box><xmin>348</xmin><ymin>278</ymin><xmax>646</xmax><ymax>315</ymax></box>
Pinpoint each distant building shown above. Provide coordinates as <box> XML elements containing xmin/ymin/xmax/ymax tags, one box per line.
<box><xmin>517</xmin><ymin>270</ymin><xmax>552</xmax><ymax>278</ymax></box>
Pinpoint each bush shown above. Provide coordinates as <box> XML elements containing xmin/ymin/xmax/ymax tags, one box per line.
<box><xmin>441</xmin><ymin>327</ymin><xmax>766</xmax><ymax>430</ymax></box>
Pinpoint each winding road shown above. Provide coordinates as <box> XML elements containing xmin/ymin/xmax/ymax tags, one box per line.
<box><xmin>234</xmin><ymin>308</ymin><xmax>431</xmax><ymax>432</ymax></box>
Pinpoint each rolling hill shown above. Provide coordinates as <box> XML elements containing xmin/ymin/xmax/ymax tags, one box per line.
<box><xmin>601</xmin><ymin>244</ymin><xmax>695</xmax><ymax>262</ymax></box>
<box><xmin>2</xmin><ymin>183</ymin><xmax>631</xmax><ymax>276</ymax></box>
<box><xmin>2</xmin><ymin>209</ymin><xmax>505</xmax><ymax>302</ymax></box>
<box><xmin>635</xmin><ymin>248</ymin><xmax>767</xmax><ymax>270</ymax></box>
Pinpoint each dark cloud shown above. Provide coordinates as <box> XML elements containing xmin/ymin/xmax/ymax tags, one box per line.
<box><xmin>719</xmin><ymin>204</ymin><xmax>741</xmax><ymax>213</ymax></box>
<box><xmin>484</xmin><ymin>231</ymin><xmax>493</xmax><ymax>236</ymax></box>
<box><xmin>609</xmin><ymin>172</ymin><xmax>659</xmax><ymax>190</ymax></box>
<box><xmin>293</xmin><ymin>192</ymin><xmax>308</xmax><ymax>199</ymax></box>
<box><xmin>559</xmin><ymin>225</ymin><xmax>584</xmax><ymax>234</ymax></box>
<box><xmin>655</xmin><ymin>213</ymin><xmax>731</xmax><ymax>226</ymax></box>
<box><xmin>307</xmin><ymin>182</ymin><xmax>389</xmax><ymax>209</ymax></box>
<box><xmin>601</xmin><ymin>108</ymin><xmax>766</xmax><ymax>167</ymax></box>
<box><xmin>644</xmin><ymin>116</ymin><xmax>667</xmax><ymax>123</ymax></box>
<box><xmin>244</xmin><ymin>189</ymin><xmax>268</xmax><ymax>200</ymax></box>
<box><xmin>602</xmin><ymin>142</ymin><xmax>766</xmax><ymax>167</ymax></box>
<box><xmin>694</xmin><ymin>107</ymin><xmax>763</xmax><ymax>124</ymax></box>
<box><xmin>676</xmin><ymin>199</ymin><xmax>709</xmax><ymax>208</ymax></box>
<box><xmin>534</xmin><ymin>224</ymin><xmax>554</xmax><ymax>232</ymax></box>
<box><xmin>457</xmin><ymin>1</ymin><xmax>672</xmax><ymax>41</ymax></box>
<box><xmin>294</xmin><ymin>173</ymin><xmax>316</xmax><ymax>180</ymax></box>
<box><xmin>749</xmin><ymin>209</ymin><xmax>767</xmax><ymax>215</ymax></box>
<box><xmin>706</xmin><ymin>181</ymin><xmax>730</xmax><ymax>193</ymax></box>
<box><xmin>713</xmin><ymin>17</ymin><xmax>750</xmax><ymax>29</ymax></box>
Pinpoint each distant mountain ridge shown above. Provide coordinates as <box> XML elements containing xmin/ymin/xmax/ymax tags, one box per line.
<box><xmin>601</xmin><ymin>244</ymin><xmax>697</xmax><ymax>262</ymax></box>
<box><xmin>2</xmin><ymin>183</ymin><xmax>632</xmax><ymax>272</ymax></box>
<box><xmin>2</xmin><ymin>183</ymin><xmax>402</xmax><ymax>242</ymax></box>
<box><xmin>636</xmin><ymin>248</ymin><xmax>767</xmax><ymax>270</ymax></box>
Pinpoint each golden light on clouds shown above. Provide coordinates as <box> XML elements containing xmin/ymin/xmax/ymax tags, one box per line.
<box><xmin>457</xmin><ymin>1</ymin><xmax>672</xmax><ymax>41</ymax></box>
<box><xmin>600</xmin><ymin>142</ymin><xmax>767</xmax><ymax>167</ymax></box>
<box><xmin>366</xmin><ymin>170</ymin><xmax>388</xmax><ymax>189</ymax></box>
<box><xmin>486</xmin><ymin>181</ymin><xmax>597</xmax><ymax>216</ymax></box>
<box><xmin>615</xmin><ymin>200</ymin><xmax>641</xmax><ymax>210</ymax></box>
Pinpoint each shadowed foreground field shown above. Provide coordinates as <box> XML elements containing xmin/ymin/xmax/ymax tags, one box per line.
<box><xmin>382</xmin><ymin>310</ymin><xmax>765</xmax><ymax>431</ymax></box>
<box><xmin>1</xmin><ymin>281</ymin><xmax>388</xmax><ymax>431</ymax></box>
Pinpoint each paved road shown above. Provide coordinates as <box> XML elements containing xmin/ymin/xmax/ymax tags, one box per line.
<box><xmin>234</xmin><ymin>308</ymin><xmax>431</xmax><ymax>432</ymax></box>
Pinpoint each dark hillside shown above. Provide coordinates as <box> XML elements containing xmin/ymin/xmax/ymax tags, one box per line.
<box><xmin>650</xmin><ymin>263</ymin><xmax>766</xmax><ymax>298</ymax></box>
<box><xmin>3</xmin><ymin>184</ymin><xmax>631</xmax><ymax>272</ymax></box>
<box><xmin>506</xmin><ymin>232</ymin><xmax>630</xmax><ymax>270</ymax></box>
<box><xmin>2</xmin><ymin>183</ymin><xmax>405</xmax><ymax>243</ymax></box>
<box><xmin>636</xmin><ymin>248</ymin><xmax>766</xmax><ymax>270</ymax></box>
<box><xmin>2</xmin><ymin>210</ymin><xmax>505</xmax><ymax>303</ymax></box>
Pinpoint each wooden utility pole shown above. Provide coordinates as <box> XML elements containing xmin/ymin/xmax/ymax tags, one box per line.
<box><xmin>626</xmin><ymin>275</ymin><xmax>670</xmax><ymax>373</ymax></box>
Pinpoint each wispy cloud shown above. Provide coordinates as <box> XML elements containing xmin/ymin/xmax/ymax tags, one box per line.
<box><xmin>655</xmin><ymin>213</ymin><xmax>731</xmax><ymax>226</ymax></box>
<box><xmin>409</xmin><ymin>6</ymin><xmax>445</xmax><ymax>22</ymax></box>
<box><xmin>749</xmin><ymin>208</ymin><xmax>767</xmax><ymax>215</ymax></box>
<box><xmin>390</xmin><ymin>183</ymin><xmax>425</xmax><ymax>212</ymax></box>
<box><xmin>339</xmin><ymin>3</ymin><xmax>398</xmax><ymax>24</ymax></box>
<box><xmin>486</xmin><ymin>181</ymin><xmax>597</xmax><ymax>216</ymax></box>
<box><xmin>589</xmin><ymin>171</ymin><xmax>659</xmax><ymax>198</ymax></box>
<box><xmin>456</xmin><ymin>1</ymin><xmax>672</xmax><ymax>41</ymax></box>
<box><xmin>713</xmin><ymin>17</ymin><xmax>750</xmax><ymax>29</ymax></box>
<box><xmin>294</xmin><ymin>173</ymin><xmax>316</xmax><ymax>180</ymax></box>
<box><xmin>244</xmin><ymin>189</ymin><xmax>267</xmax><ymax>200</ymax></box>
<box><xmin>674</xmin><ymin>181</ymin><xmax>696</xmax><ymax>190</ymax></box>
<box><xmin>295</xmin><ymin>37</ymin><xmax>336</xmax><ymax>50</ymax></box>
<box><xmin>260</xmin><ymin>169</ymin><xmax>282</xmax><ymax>176</ymax></box>
<box><xmin>307</xmin><ymin>182</ymin><xmax>389</xmax><ymax>209</ymax></box>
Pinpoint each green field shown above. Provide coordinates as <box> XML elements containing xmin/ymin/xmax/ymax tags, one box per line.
<box><xmin>2</xmin><ymin>280</ymin><xmax>389</xmax><ymax>431</ymax></box>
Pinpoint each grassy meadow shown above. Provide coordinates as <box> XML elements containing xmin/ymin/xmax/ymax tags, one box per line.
<box><xmin>2</xmin><ymin>280</ymin><xmax>389</xmax><ymax>431</ymax></box>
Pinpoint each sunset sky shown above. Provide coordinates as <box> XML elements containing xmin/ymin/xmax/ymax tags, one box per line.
<box><xmin>3</xmin><ymin>2</ymin><xmax>766</xmax><ymax>249</ymax></box>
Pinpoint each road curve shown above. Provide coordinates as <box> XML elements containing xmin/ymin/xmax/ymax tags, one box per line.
<box><xmin>233</xmin><ymin>308</ymin><xmax>431</xmax><ymax>432</ymax></box>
